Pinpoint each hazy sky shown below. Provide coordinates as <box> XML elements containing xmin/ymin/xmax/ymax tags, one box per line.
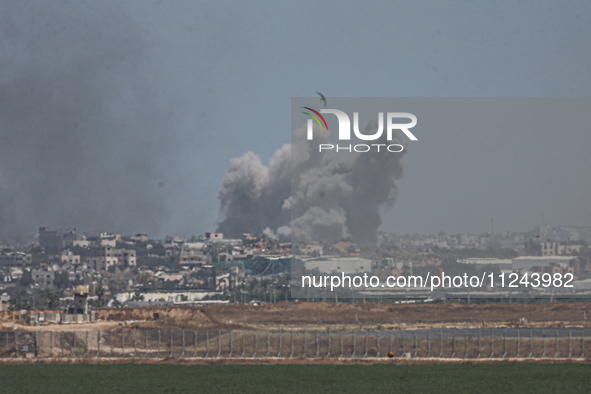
<box><xmin>1</xmin><ymin>1</ymin><xmax>590</xmax><ymax>239</ymax></box>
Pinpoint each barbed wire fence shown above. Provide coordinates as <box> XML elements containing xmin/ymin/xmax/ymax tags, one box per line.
<box><xmin>0</xmin><ymin>328</ymin><xmax>589</xmax><ymax>360</ymax></box>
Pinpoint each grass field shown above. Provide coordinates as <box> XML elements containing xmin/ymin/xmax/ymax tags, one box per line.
<box><xmin>1</xmin><ymin>363</ymin><xmax>589</xmax><ymax>393</ymax></box>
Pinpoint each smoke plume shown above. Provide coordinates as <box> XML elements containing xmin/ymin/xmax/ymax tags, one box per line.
<box><xmin>0</xmin><ymin>2</ymin><xmax>175</xmax><ymax>239</ymax></box>
<box><xmin>217</xmin><ymin>120</ymin><xmax>408</xmax><ymax>244</ymax></box>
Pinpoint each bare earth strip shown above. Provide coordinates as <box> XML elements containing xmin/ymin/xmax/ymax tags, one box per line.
<box><xmin>0</xmin><ymin>357</ymin><xmax>590</xmax><ymax>365</ymax></box>
<box><xmin>2</xmin><ymin>302</ymin><xmax>591</xmax><ymax>332</ymax></box>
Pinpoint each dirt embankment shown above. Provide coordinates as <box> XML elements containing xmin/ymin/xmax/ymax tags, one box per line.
<box><xmin>2</xmin><ymin>302</ymin><xmax>591</xmax><ymax>331</ymax></box>
<box><xmin>1</xmin><ymin>355</ymin><xmax>591</xmax><ymax>366</ymax></box>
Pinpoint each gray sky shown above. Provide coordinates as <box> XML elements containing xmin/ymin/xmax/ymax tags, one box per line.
<box><xmin>1</xmin><ymin>0</ymin><xmax>590</xmax><ymax>239</ymax></box>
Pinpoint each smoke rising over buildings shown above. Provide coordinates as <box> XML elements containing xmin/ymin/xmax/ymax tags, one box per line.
<box><xmin>0</xmin><ymin>2</ymin><xmax>176</xmax><ymax>239</ymax></box>
<box><xmin>217</xmin><ymin>120</ymin><xmax>408</xmax><ymax>244</ymax></box>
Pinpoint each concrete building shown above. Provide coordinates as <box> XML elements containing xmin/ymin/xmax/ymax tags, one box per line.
<box><xmin>458</xmin><ymin>258</ymin><xmax>513</xmax><ymax>271</ymax></box>
<box><xmin>131</xmin><ymin>233</ymin><xmax>148</xmax><ymax>243</ymax></box>
<box><xmin>300</xmin><ymin>242</ymin><xmax>324</xmax><ymax>256</ymax></box>
<box><xmin>121</xmin><ymin>249</ymin><xmax>137</xmax><ymax>267</ymax></box>
<box><xmin>0</xmin><ymin>251</ymin><xmax>32</xmax><ymax>267</ymax></box>
<box><xmin>512</xmin><ymin>256</ymin><xmax>574</xmax><ymax>271</ymax></box>
<box><xmin>86</xmin><ymin>246</ymin><xmax>118</xmax><ymax>271</ymax></box>
<box><xmin>303</xmin><ymin>256</ymin><xmax>372</xmax><ymax>274</ymax></box>
<box><xmin>526</xmin><ymin>237</ymin><xmax>583</xmax><ymax>256</ymax></box>
<box><xmin>52</xmin><ymin>250</ymin><xmax>80</xmax><ymax>265</ymax></box>
<box><xmin>205</xmin><ymin>232</ymin><xmax>223</xmax><ymax>240</ymax></box>
<box><xmin>178</xmin><ymin>244</ymin><xmax>206</xmax><ymax>265</ymax></box>
<box><xmin>39</xmin><ymin>227</ymin><xmax>86</xmax><ymax>251</ymax></box>
<box><xmin>32</xmin><ymin>269</ymin><xmax>55</xmax><ymax>290</ymax></box>
<box><xmin>86</xmin><ymin>246</ymin><xmax>136</xmax><ymax>270</ymax></box>
<box><xmin>0</xmin><ymin>293</ymin><xmax>9</xmax><ymax>312</ymax></box>
<box><xmin>28</xmin><ymin>286</ymin><xmax>95</xmax><ymax>325</ymax></box>
<box><xmin>69</xmin><ymin>285</ymin><xmax>89</xmax><ymax>314</ymax></box>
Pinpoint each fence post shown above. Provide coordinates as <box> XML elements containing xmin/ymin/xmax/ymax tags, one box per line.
<box><xmin>181</xmin><ymin>330</ymin><xmax>185</xmax><ymax>358</ymax></box>
<box><xmin>50</xmin><ymin>331</ymin><xmax>53</xmax><ymax>358</ymax></box>
<box><xmin>85</xmin><ymin>331</ymin><xmax>89</xmax><ymax>358</ymax></box>
<box><xmin>376</xmin><ymin>331</ymin><xmax>381</xmax><ymax>358</ymax></box>
<box><xmin>205</xmin><ymin>331</ymin><xmax>209</xmax><ymax>358</ymax></box>
<box><xmin>62</xmin><ymin>331</ymin><xmax>65</xmax><ymax>357</ymax></box>
<box><xmin>339</xmin><ymin>331</ymin><xmax>343</xmax><ymax>359</ymax></box>
<box><xmin>327</xmin><ymin>330</ymin><xmax>331</xmax><ymax>358</ymax></box>
<box><xmin>542</xmin><ymin>330</ymin><xmax>546</xmax><ymax>358</ymax></box>
<box><xmin>96</xmin><ymin>331</ymin><xmax>100</xmax><ymax>358</ymax></box>
<box><xmin>428</xmin><ymin>331</ymin><xmax>431</xmax><ymax>358</ymax></box>
<box><xmin>517</xmin><ymin>330</ymin><xmax>520</xmax><ymax>358</ymax></box>
<box><xmin>107</xmin><ymin>331</ymin><xmax>112</xmax><ymax>358</ymax></box>
<box><xmin>229</xmin><ymin>330</ymin><xmax>233</xmax><ymax>357</ymax></box>
<box><xmin>134</xmin><ymin>330</ymin><xmax>137</xmax><ymax>358</ymax></box>
<box><xmin>351</xmin><ymin>332</ymin><xmax>356</xmax><ymax>358</ymax></box>
<box><xmin>277</xmin><ymin>329</ymin><xmax>282</xmax><ymax>357</ymax></box>
<box><xmin>439</xmin><ymin>329</ymin><xmax>443</xmax><ymax>358</ymax></box>
<box><xmin>303</xmin><ymin>331</ymin><xmax>306</xmax><ymax>358</ymax></box>
<box><xmin>34</xmin><ymin>331</ymin><xmax>38</xmax><ymax>357</ymax></box>
<box><xmin>452</xmin><ymin>331</ymin><xmax>456</xmax><ymax>358</ymax></box>
<box><xmin>554</xmin><ymin>330</ymin><xmax>559</xmax><ymax>358</ymax></box>
<box><xmin>157</xmin><ymin>330</ymin><xmax>160</xmax><ymax>358</ymax></box>
<box><xmin>390</xmin><ymin>332</ymin><xmax>394</xmax><ymax>355</ymax></box>
<box><xmin>363</xmin><ymin>331</ymin><xmax>368</xmax><ymax>358</ymax></box>
<box><xmin>503</xmin><ymin>329</ymin><xmax>507</xmax><ymax>358</ymax></box>
<box><xmin>73</xmin><ymin>331</ymin><xmax>76</xmax><ymax>357</ymax></box>
<box><xmin>291</xmin><ymin>331</ymin><xmax>295</xmax><ymax>358</ymax></box>
<box><xmin>193</xmin><ymin>331</ymin><xmax>198</xmax><ymax>358</ymax></box>
<box><xmin>489</xmin><ymin>329</ymin><xmax>494</xmax><ymax>358</ymax></box>
<box><xmin>170</xmin><ymin>330</ymin><xmax>173</xmax><ymax>358</ymax></box>
<box><xmin>464</xmin><ymin>332</ymin><xmax>468</xmax><ymax>359</ymax></box>
<box><xmin>122</xmin><ymin>331</ymin><xmax>125</xmax><ymax>358</ymax></box>
<box><xmin>415</xmin><ymin>332</ymin><xmax>419</xmax><ymax>358</ymax></box>
<box><xmin>15</xmin><ymin>331</ymin><xmax>18</xmax><ymax>358</ymax></box>
<box><xmin>528</xmin><ymin>329</ymin><xmax>533</xmax><ymax>358</ymax></box>
<box><xmin>568</xmin><ymin>330</ymin><xmax>572</xmax><ymax>358</ymax></box>
<box><xmin>253</xmin><ymin>331</ymin><xmax>258</xmax><ymax>358</ymax></box>
<box><xmin>402</xmin><ymin>331</ymin><xmax>406</xmax><ymax>358</ymax></box>
<box><xmin>581</xmin><ymin>330</ymin><xmax>585</xmax><ymax>359</ymax></box>
<box><xmin>316</xmin><ymin>331</ymin><xmax>319</xmax><ymax>358</ymax></box>
<box><xmin>145</xmin><ymin>331</ymin><xmax>149</xmax><ymax>358</ymax></box>
<box><xmin>242</xmin><ymin>331</ymin><xmax>246</xmax><ymax>358</ymax></box>
<box><xmin>476</xmin><ymin>329</ymin><xmax>481</xmax><ymax>359</ymax></box>
<box><xmin>217</xmin><ymin>331</ymin><xmax>221</xmax><ymax>358</ymax></box>
<box><xmin>266</xmin><ymin>331</ymin><xmax>270</xmax><ymax>357</ymax></box>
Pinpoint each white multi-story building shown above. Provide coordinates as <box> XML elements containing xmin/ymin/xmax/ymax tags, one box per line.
<box><xmin>86</xmin><ymin>246</ymin><xmax>136</xmax><ymax>271</ymax></box>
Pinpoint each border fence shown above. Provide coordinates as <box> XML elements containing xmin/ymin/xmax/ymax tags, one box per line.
<box><xmin>1</xmin><ymin>328</ymin><xmax>590</xmax><ymax>360</ymax></box>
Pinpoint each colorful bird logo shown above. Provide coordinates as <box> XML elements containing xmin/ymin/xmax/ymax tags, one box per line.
<box><xmin>302</xmin><ymin>107</ymin><xmax>328</xmax><ymax>131</ymax></box>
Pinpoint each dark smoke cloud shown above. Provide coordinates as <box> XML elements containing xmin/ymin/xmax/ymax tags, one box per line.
<box><xmin>217</xmin><ymin>120</ymin><xmax>407</xmax><ymax>244</ymax></box>
<box><xmin>0</xmin><ymin>2</ymin><xmax>176</xmax><ymax>239</ymax></box>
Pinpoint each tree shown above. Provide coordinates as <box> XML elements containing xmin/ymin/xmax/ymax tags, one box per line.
<box><xmin>44</xmin><ymin>292</ymin><xmax>60</xmax><ymax>309</ymax></box>
<box><xmin>130</xmin><ymin>291</ymin><xmax>144</xmax><ymax>301</ymax></box>
<box><xmin>95</xmin><ymin>286</ymin><xmax>105</xmax><ymax>302</ymax></box>
<box><xmin>9</xmin><ymin>298</ymin><xmax>31</xmax><ymax>311</ymax></box>
<box><xmin>53</xmin><ymin>272</ymin><xmax>71</xmax><ymax>289</ymax></box>
<box><xmin>20</xmin><ymin>269</ymin><xmax>33</xmax><ymax>286</ymax></box>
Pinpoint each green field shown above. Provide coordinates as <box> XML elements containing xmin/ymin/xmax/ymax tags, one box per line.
<box><xmin>0</xmin><ymin>363</ymin><xmax>589</xmax><ymax>393</ymax></box>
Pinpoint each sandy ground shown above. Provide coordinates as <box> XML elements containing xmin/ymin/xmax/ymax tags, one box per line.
<box><xmin>2</xmin><ymin>302</ymin><xmax>591</xmax><ymax>331</ymax></box>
